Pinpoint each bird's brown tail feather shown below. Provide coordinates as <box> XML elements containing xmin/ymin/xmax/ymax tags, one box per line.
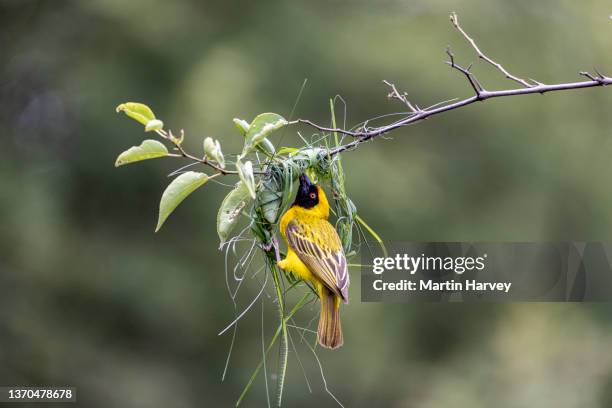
<box><xmin>317</xmin><ymin>289</ymin><xmax>343</xmax><ymax>349</ymax></box>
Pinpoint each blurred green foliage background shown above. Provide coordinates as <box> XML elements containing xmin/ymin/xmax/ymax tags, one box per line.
<box><xmin>2</xmin><ymin>0</ymin><xmax>612</xmax><ymax>407</ymax></box>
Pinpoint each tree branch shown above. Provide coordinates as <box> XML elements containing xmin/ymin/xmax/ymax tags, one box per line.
<box><xmin>288</xmin><ymin>13</ymin><xmax>611</xmax><ymax>156</ymax></box>
<box><xmin>328</xmin><ymin>76</ymin><xmax>612</xmax><ymax>154</ymax></box>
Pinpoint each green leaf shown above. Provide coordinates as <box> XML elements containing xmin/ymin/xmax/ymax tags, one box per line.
<box><xmin>276</xmin><ymin>146</ymin><xmax>299</xmax><ymax>155</ymax></box>
<box><xmin>203</xmin><ymin>137</ymin><xmax>215</xmax><ymax>155</ymax></box>
<box><xmin>156</xmin><ymin>171</ymin><xmax>209</xmax><ymax>232</ymax></box>
<box><xmin>258</xmin><ymin>138</ymin><xmax>276</xmax><ymax>155</ymax></box>
<box><xmin>257</xmin><ymin>187</ymin><xmax>282</xmax><ymax>225</ymax></box>
<box><xmin>217</xmin><ymin>181</ymin><xmax>251</xmax><ymax>247</ymax></box>
<box><xmin>203</xmin><ymin>137</ymin><xmax>225</xmax><ymax>168</ymax></box>
<box><xmin>305</xmin><ymin>167</ymin><xmax>318</xmax><ymax>184</ymax></box>
<box><xmin>294</xmin><ymin>147</ymin><xmax>324</xmax><ymax>167</ymax></box>
<box><xmin>236</xmin><ymin>159</ymin><xmax>256</xmax><ymax>199</ymax></box>
<box><xmin>115</xmin><ymin>139</ymin><xmax>168</xmax><ymax>167</ymax></box>
<box><xmin>145</xmin><ymin>119</ymin><xmax>164</xmax><ymax>132</ymax></box>
<box><xmin>242</xmin><ymin>113</ymin><xmax>287</xmax><ymax>155</ymax></box>
<box><xmin>279</xmin><ymin>161</ymin><xmax>295</xmax><ymax>216</ymax></box>
<box><xmin>213</xmin><ymin>140</ymin><xmax>225</xmax><ymax>168</ymax></box>
<box><xmin>235</xmin><ymin>117</ymin><xmax>276</xmax><ymax>156</ymax></box>
<box><xmin>116</xmin><ymin>102</ymin><xmax>156</xmax><ymax>126</ymax></box>
<box><xmin>233</xmin><ymin>118</ymin><xmax>250</xmax><ymax>136</ymax></box>
<box><xmin>257</xmin><ymin>165</ymin><xmax>290</xmax><ymax>225</ymax></box>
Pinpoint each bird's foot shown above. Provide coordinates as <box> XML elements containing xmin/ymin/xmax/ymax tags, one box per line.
<box><xmin>260</xmin><ymin>236</ymin><xmax>282</xmax><ymax>264</ymax></box>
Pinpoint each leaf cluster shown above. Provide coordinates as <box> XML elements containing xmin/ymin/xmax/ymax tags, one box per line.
<box><xmin>114</xmin><ymin>102</ymin><xmax>357</xmax><ymax>254</ymax></box>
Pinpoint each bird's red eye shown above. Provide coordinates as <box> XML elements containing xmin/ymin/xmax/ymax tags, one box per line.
<box><xmin>309</xmin><ymin>192</ymin><xmax>316</xmax><ymax>199</ymax></box>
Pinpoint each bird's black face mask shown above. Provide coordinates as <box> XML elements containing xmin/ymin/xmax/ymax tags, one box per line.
<box><xmin>293</xmin><ymin>173</ymin><xmax>319</xmax><ymax>209</ymax></box>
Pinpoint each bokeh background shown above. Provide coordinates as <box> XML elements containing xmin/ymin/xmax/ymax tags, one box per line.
<box><xmin>2</xmin><ymin>0</ymin><xmax>612</xmax><ymax>407</ymax></box>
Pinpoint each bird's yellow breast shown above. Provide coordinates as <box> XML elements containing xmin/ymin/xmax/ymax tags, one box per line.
<box><xmin>279</xmin><ymin>211</ymin><xmax>343</xmax><ymax>284</ymax></box>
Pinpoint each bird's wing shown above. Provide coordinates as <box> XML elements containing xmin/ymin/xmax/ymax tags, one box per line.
<box><xmin>285</xmin><ymin>218</ymin><xmax>349</xmax><ymax>302</ymax></box>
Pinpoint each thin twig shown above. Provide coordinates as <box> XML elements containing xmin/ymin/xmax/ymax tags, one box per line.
<box><xmin>445</xmin><ymin>47</ymin><xmax>484</xmax><ymax>97</ymax></box>
<box><xmin>449</xmin><ymin>12</ymin><xmax>534</xmax><ymax>87</ymax></box>
<box><xmin>580</xmin><ymin>70</ymin><xmax>607</xmax><ymax>83</ymax></box>
<box><xmin>383</xmin><ymin>80</ymin><xmax>420</xmax><ymax>113</ymax></box>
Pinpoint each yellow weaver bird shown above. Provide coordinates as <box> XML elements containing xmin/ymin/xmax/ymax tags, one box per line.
<box><xmin>277</xmin><ymin>174</ymin><xmax>349</xmax><ymax>349</ymax></box>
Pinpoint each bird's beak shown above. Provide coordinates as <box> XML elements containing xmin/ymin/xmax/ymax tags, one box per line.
<box><xmin>299</xmin><ymin>173</ymin><xmax>312</xmax><ymax>187</ymax></box>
